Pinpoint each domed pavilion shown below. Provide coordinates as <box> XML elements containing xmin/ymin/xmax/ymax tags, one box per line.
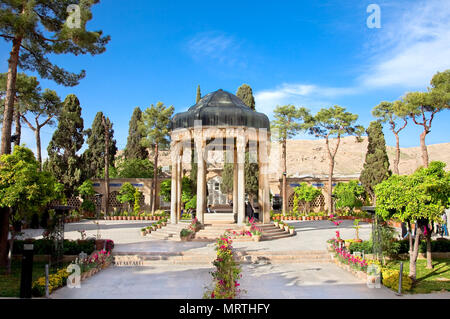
<box><xmin>169</xmin><ymin>89</ymin><xmax>271</xmax><ymax>225</ymax></box>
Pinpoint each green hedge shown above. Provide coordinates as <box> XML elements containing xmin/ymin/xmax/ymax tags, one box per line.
<box><xmin>13</xmin><ymin>239</ymin><xmax>95</xmax><ymax>255</ymax></box>
<box><xmin>349</xmin><ymin>239</ymin><xmax>450</xmax><ymax>255</ymax></box>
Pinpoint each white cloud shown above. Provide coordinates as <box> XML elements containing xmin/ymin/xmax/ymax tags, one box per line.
<box><xmin>186</xmin><ymin>31</ymin><xmax>246</xmax><ymax>68</ymax></box>
<box><xmin>255</xmin><ymin>83</ymin><xmax>357</xmax><ymax>118</ymax></box>
<box><xmin>255</xmin><ymin>0</ymin><xmax>450</xmax><ymax>116</ymax></box>
<box><xmin>361</xmin><ymin>0</ymin><xmax>450</xmax><ymax>88</ymax></box>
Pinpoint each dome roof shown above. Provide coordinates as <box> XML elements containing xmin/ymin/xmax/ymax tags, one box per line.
<box><xmin>170</xmin><ymin>89</ymin><xmax>270</xmax><ymax>131</ymax></box>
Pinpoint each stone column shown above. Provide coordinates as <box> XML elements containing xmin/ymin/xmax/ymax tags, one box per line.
<box><xmin>176</xmin><ymin>153</ymin><xmax>182</xmax><ymax>220</ymax></box>
<box><xmin>237</xmin><ymin>134</ymin><xmax>246</xmax><ymax>225</ymax></box>
<box><xmin>233</xmin><ymin>144</ymin><xmax>238</xmax><ymax>219</ymax></box>
<box><xmin>196</xmin><ymin>138</ymin><xmax>206</xmax><ymax>224</ymax></box>
<box><xmin>258</xmin><ymin>130</ymin><xmax>271</xmax><ymax>224</ymax></box>
<box><xmin>170</xmin><ymin>142</ymin><xmax>180</xmax><ymax>224</ymax></box>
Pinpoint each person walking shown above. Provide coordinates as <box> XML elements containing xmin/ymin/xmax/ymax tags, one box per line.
<box><xmin>442</xmin><ymin>210</ymin><xmax>448</xmax><ymax>237</ymax></box>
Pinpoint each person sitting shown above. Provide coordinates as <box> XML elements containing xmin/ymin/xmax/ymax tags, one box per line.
<box><xmin>206</xmin><ymin>205</ymin><xmax>216</xmax><ymax>214</ymax></box>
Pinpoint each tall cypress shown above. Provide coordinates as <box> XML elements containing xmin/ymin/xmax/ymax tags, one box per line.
<box><xmin>83</xmin><ymin>112</ymin><xmax>117</xmax><ymax>178</ymax></box>
<box><xmin>196</xmin><ymin>85</ymin><xmax>202</xmax><ymax>103</ymax></box>
<box><xmin>236</xmin><ymin>84</ymin><xmax>256</xmax><ymax>110</ymax></box>
<box><xmin>46</xmin><ymin>94</ymin><xmax>85</xmax><ymax>197</ymax></box>
<box><xmin>124</xmin><ymin>107</ymin><xmax>148</xmax><ymax>160</ymax></box>
<box><xmin>360</xmin><ymin>121</ymin><xmax>391</xmax><ymax>204</ymax></box>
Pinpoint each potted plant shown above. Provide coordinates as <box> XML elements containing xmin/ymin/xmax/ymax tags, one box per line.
<box><xmin>284</xmin><ymin>224</ymin><xmax>290</xmax><ymax>232</ymax></box>
<box><xmin>140</xmin><ymin>228</ymin><xmax>146</xmax><ymax>236</ymax></box>
<box><xmin>151</xmin><ymin>224</ymin><xmax>158</xmax><ymax>231</ymax></box>
<box><xmin>180</xmin><ymin>228</ymin><xmax>193</xmax><ymax>241</ymax></box>
<box><xmin>252</xmin><ymin>229</ymin><xmax>262</xmax><ymax>242</ymax></box>
<box><xmin>353</xmin><ymin>219</ymin><xmax>362</xmax><ymax>243</ymax></box>
<box><xmin>274</xmin><ymin>220</ymin><xmax>279</xmax><ymax>227</ymax></box>
<box><xmin>288</xmin><ymin>225</ymin><xmax>295</xmax><ymax>235</ymax></box>
<box><xmin>278</xmin><ymin>221</ymin><xmax>284</xmax><ymax>229</ymax></box>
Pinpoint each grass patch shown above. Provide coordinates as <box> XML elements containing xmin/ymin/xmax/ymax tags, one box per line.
<box><xmin>0</xmin><ymin>261</ymin><xmax>67</xmax><ymax>297</ymax></box>
<box><xmin>384</xmin><ymin>258</ymin><xmax>450</xmax><ymax>294</ymax></box>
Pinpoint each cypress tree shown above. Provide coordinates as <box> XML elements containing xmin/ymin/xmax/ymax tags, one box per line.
<box><xmin>196</xmin><ymin>85</ymin><xmax>202</xmax><ymax>103</ymax></box>
<box><xmin>360</xmin><ymin>121</ymin><xmax>392</xmax><ymax>204</ymax></box>
<box><xmin>124</xmin><ymin>107</ymin><xmax>148</xmax><ymax>160</ymax></box>
<box><xmin>83</xmin><ymin>112</ymin><xmax>117</xmax><ymax>178</ymax></box>
<box><xmin>46</xmin><ymin>94</ymin><xmax>85</xmax><ymax>197</ymax></box>
<box><xmin>236</xmin><ymin>84</ymin><xmax>256</xmax><ymax>110</ymax></box>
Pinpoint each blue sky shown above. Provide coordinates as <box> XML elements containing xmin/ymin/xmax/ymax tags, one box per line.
<box><xmin>1</xmin><ymin>0</ymin><xmax>449</xmax><ymax>158</ymax></box>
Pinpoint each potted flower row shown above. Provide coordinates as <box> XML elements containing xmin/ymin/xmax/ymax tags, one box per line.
<box><xmin>107</xmin><ymin>212</ymin><xmax>169</xmax><ymax>221</ymax></box>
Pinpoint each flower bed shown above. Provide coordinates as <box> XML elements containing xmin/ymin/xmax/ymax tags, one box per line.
<box><xmin>203</xmin><ymin>235</ymin><xmax>244</xmax><ymax>299</ymax></box>
<box><xmin>31</xmin><ymin>240</ymin><xmax>115</xmax><ymax>297</ymax></box>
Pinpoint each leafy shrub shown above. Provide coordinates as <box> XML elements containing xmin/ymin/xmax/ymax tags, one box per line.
<box><xmin>381</xmin><ymin>268</ymin><xmax>413</xmax><ymax>292</ymax></box>
<box><xmin>13</xmin><ymin>239</ymin><xmax>95</xmax><ymax>255</ymax></box>
<box><xmin>180</xmin><ymin>229</ymin><xmax>193</xmax><ymax>237</ymax></box>
<box><xmin>349</xmin><ymin>240</ymin><xmax>373</xmax><ymax>254</ymax></box>
<box><xmin>81</xmin><ymin>199</ymin><xmax>95</xmax><ymax>213</ymax></box>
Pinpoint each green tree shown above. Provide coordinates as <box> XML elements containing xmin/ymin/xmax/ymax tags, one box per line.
<box><xmin>134</xmin><ymin>188</ymin><xmax>142</xmax><ymax>215</ymax></box>
<box><xmin>220</xmin><ymin>160</ymin><xmax>234</xmax><ymax>196</ymax></box>
<box><xmin>333</xmin><ymin>181</ymin><xmax>365</xmax><ymax>214</ymax></box>
<box><xmin>45</xmin><ymin>94</ymin><xmax>85</xmax><ymax>198</ymax></box>
<box><xmin>110</xmin><ymin>157</ymin><xmax>155</xmax><ymax>178</ymax></box>
<box><xmin>158</xmin><ymin>177</ymin><xmax>194</xmax><ymax>208</ymax></box>
<box><xmin>372</xmin><ymin>101</ymin><xmax>408</xmax><ymax>175</ymax></box>
<box><xmin>236</xmin><ymin>84</ymin><xmax>255</xmax><ymax>110</ymax></box>
<box><xmin>116</xmin><ymin>182</ymin><xmax>136</xmax><ymax>212</ymax></box>
<box><xmin>83</xmin><ymin>112</ymin><xmax>117</xmax><ymax>178</ymax></box>
<box><xmin>21</xmin><ymin>89</ymin><xmax>62</xmax><ymax>167</ymax></box>
<box><xmin>0</xmin><ymin>0</ymin><xmax>110</xmax><ymax>157</ymax></box>
<box><xmin>359</xmin><ymin>121</ymin><xmax>391</xmax><ymax>204</ymax></box>
<box><xmin>124</xmin><ymin>107</ymin><xmax>148</xmax><ymax>160</ymax></box>
<box><xmin>77</xmin><ymin>179</ymin><xmax>95</xmax><ymax>214</ymax></box>
<box><xmin>375</xmin><ymin>161</ymin><xmax>450</xmax><ymax>278</ymax></box>
<box><xmin>294</xmin><ymin>183</ymin><xmax>322</xmax><ymax>214</ymax></box>
<box><xmin>0</xmin><ymin>73</ymin><xmax>40</xmax><ymax>147</ymax></box>
<box><xmin>403</xmin><ymin>70</ymin><xmax>450</xmax><ymax>168</ymax></box>
<box><xmin>245</xmin><ymin>152</ymin><xmax>259</xmax><ymax>203</ymax></box>
<box><xmin>196</xmin><ymin>85</ymin><xmax>202</xmax><ymax>103</ymax></box>
<box><xmin>271</xmin><ymin>105</ymin><xmax>309</xmax><ymax>215</ymax></box>
<box><xmin>139</xmin><ymin>102</ymin><xmax>174</xmax><ymax>213</ymax></box>
<box><xmin>0</xmin><ymin>146</ymin><xmax>61</xmax><ymax>272</ymax></box>
<box><xmin>302</xmin><ymin>105</ymin><xmax>363</xmax><ymax>214</ymax></box>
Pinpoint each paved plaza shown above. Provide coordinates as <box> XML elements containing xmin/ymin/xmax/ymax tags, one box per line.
<box><xmin>21</xmin><ymin>219</ymin><xmax>450</xmax><ymax>299</ymax></box>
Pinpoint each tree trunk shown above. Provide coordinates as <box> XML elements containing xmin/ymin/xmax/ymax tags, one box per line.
<box><xmin>327</xmin><ymin>158</ymin><xmax>335</xmax><ymax>215</ymax></box>
<box><xmin>14</xmin><ymin>110</ymin><xmax>21</xmax><ymax>147</ymax></box>
<box><xmin>0</xmin><ymin>38</ymin><xmax>22</xmax><ymax>267</ymax></box>
<box><xmin>281</xmin><ymin>139</ymin><xmax>287</xmax><ymax>215</ymax></box>
<box><xmin>1</xmin><ymin>37</ymin><xmax>21</xmax><ymax>155</ymax></box>
<box><xmin>419</xmin><ymin>130</ymin><xmax>429</xmax><ymax>168</ymax></box>
<box><xmin>102</xmin><ymin>115</ymin><xmax>110</xmax><ymax>216</ymax></box>
<box><xmin>152</xmin><ymin>144</ymin><xmax>159</xmax><ymax>214</ymax></box>
<box><xmin>409</xmin><ymin>222</ymin><xmax>422</xmax><ymax>281</ymax></box>
<box><xmin>35</xmin><ymin>128</ymin><xmax>42</xmax><ymax>169</ymax></box>
<box><xmin>0</xmin><ymin>208</ymin><xmax>10</xmax><ymax>267</ymax></box>
<box><xmin>408</xmin><ymin>221</ymin><xmax>412</xmax><ymax>255</ymax></box>
<box><xmin>393</xmin><ymin>133</ymin><xmax>400</xmax><ymax>175</ymax></box>
<box><xmin>426</xmin><ymin>224</ymin><xmax>433</xmax><ymax>269</ymax></box>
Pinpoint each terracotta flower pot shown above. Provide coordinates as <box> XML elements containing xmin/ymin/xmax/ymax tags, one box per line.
<box><xmin>253</xmin><ymin>235</ymin><xmax>261</xmax><ymax>242</ymax></box>
<box><xmin>319</xmin><ymin>216</ymin><xmax>323</xmax><ymax>220</ymax></box>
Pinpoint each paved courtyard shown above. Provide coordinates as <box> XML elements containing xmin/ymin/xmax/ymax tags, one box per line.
<box><xmin>20</xmin><ymin>219</ymin><xmax>450</xmax><ymax>299</ymax></box>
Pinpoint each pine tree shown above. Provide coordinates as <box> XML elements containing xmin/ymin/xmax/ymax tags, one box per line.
<box><xmin>303</xmin><ymin>106</ymin><xmax>364</xmax><ymax>214</ymax></box>
<box><xmin>124</xmin><ymin>107</ymin><xmax>148</xmax><ymax>160</ymax></box>
<box><xmin>360</xmin><ymin>121</ymin><xmax>392</xmax><ymax>204</ymax></box>
<box><xmin>140</xmin><ymin>102</ymin><xmax>174</xmax><ymax>213</ymax></box>
<box><xmin>83</xmin><ymin>112</ymin><xmax>117</xmax><ymax>178</ymax></box>
<box><xmin>196</xmin><ymin>85</ymin><xmax>202</xmax><ymax>103</ymax></box>
<box><xmin>45</xmin><ymin>94</ymin><xmax>85</xmax><ymax>198</ymax></box>
<box><xmin>236</xmin><ymin>84</ymin><xmax>256</xmax><ymax>110</ymax></box>
<box><xmin>0</xmin><ymin>1</ymin><xmax>110</xmax><ymax>156</ymax></box>
<box><xmin>0</xmin><ymin>2</ymin><xmax>109</xmax><ymax>265</ymax></box>
<box><xmin>272</xmin><ymin>105</ymin><xmax>309</xmax><ymax>215</ymax></box>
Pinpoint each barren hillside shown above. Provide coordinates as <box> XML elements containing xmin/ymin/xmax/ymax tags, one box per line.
<box><xmin>143</xmin><ymin>136</ymin><xmax>450</xmax><ymax>177</ymax></box>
